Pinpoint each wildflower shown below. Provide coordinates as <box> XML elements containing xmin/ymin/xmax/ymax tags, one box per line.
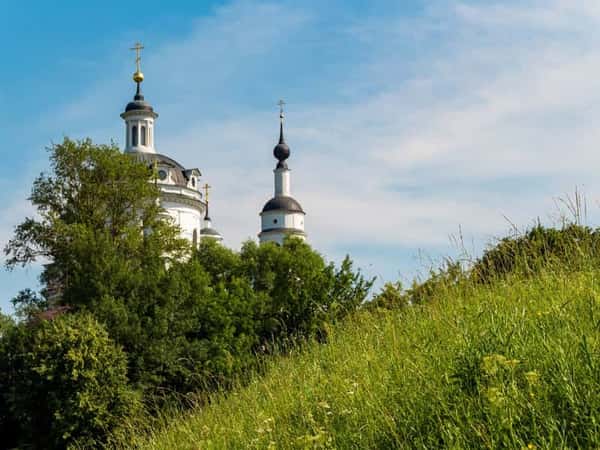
<box><xmin>318</xmin><ymin>401</ymin><xmax>331</xmax><ymax>409</ymax></box>
<box><xmin>504</xmin><ymin>359</ymin><xmax>520</xmax><ymax>369</ymax></box>
<box><xmin>481</xmin><ymin>354</ymin><xmax>506</xmax><ymax>375</ymax></box>
<box><xmin>485</xmin><ymin>387</ymin><xmax>504</xmax><ymax>405</ymax></box>
<box><xmin>525</xmin><ymin>371</ymin><xmax>540</xmax><ymax>385</ymax></box>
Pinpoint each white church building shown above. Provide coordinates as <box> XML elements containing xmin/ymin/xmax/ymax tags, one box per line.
<box><xmin>120</xmin><ymin>44</ymin><xmax>305</xmax><ymax>247</ymax></box>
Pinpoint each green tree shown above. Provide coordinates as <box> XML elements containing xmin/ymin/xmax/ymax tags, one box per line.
<box><xmin>239</xmin><ymin>238</ymin><xmax>373</xmax><ymax>344</ymax></box>
<box><xmin>0</xmin><ymin>309</ymin><xmax>13</xmax><ymax>336</ymax></box>
<box><xmin>2</xmin><ymin>138</ymin><xmax>195</xmax><ymax>390</ymax></box>
<box><xmin>0</xmin><ymin>313</ymin><xmax>139</xmax><ymax>449</ymax></box>
<box><xmin>4</xmin><ymin>137</ymin><xmax>188</xmax><ymax>308</ymax></box>
<box><xmin>11</xmin><ymin>288</ymin><xmax>48</xmax><ymax>322</ymax></box>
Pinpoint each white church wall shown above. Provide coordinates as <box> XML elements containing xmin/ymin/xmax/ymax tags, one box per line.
<box><xmin>161</xmin><ymin>200</ymin><xmax>203</xmax><ymax>243</ymax></box>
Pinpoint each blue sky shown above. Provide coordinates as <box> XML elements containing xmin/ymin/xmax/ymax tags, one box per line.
<box><xmin>2</xmin><ymin>0</ymin><xmax>600</xmax><ymax>314</ymax></box>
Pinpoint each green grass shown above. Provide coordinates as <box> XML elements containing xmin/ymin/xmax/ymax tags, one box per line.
<box><xmin>132</xmin><ymin>268</ymin><xmax>600</xmax><ymax>449</ymax></box>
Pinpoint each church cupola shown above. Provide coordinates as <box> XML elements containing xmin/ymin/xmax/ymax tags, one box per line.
<box><xmin>200</xmin><ymin>183</ymin><xmax>223</xmax><ymax>244</ymax></box>
<box><xmin>259</xmin><ymin>101</ymin><xmax>306</xmax><ymax>245</ymax></box>
<box><xmin>120</xmin><ymin>42</ymin><xmax>158</xmax><ymax>154</ymax></box>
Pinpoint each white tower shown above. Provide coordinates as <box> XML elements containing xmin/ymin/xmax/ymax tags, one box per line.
<box><xmin>259</xmin><ymin>101</ymin><xmax>306</xmax><ymax>244</ymax></box>
<box><xmin>121</xmin><ymin>43</ymin><xmax>157</xmax><ymax>154</ymax></box>
<box><xmin>121</xmin><ymin>43</ymin><xmax>210</xmax><ymax>247</ymax></box>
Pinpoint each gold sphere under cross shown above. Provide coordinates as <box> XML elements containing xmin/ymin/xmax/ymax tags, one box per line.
<box><xmin>130</xmin><ymin>42</ymin><xmax>145</xmax><ymax>83</ymax></box>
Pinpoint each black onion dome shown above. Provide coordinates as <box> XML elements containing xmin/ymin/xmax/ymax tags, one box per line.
<box><xmin>262</xmin><ymin>196</ymin><xmax>305</xmax><ymax>214</ymax></box>
<box><xmin>273</xmin><ymin>141</ymin><xmax>290</xmax><ymax>162</ymax></box>
<box><xmin>124</xmin><ymin>84</ymin><xmax>154</xmax><ymax>113</ymax></box>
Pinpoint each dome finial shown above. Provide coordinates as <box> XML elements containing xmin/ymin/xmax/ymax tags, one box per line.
<box><xmin>278</xmin><ymin>99</ymin><xmax>286</xmax><ymax>144</ymax></box>
<box><xmin>273</xmin><ymin>99</ymin><xmax>290</xmax><ymax>166</ymax></box>
<box><xmin>203</xmin><ymin>182</ymin><xmax>212</xmax><ymax>220</ymax></box>
<box><xmin>130</xmin><ymin>42</ymin><xmax>145</xmax><ymax>85</ymax></box>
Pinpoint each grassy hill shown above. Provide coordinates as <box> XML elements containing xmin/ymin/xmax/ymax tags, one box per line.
<box><xmin>132</xmin><ymin>264</ymin><xmax>600</xmax><ymax>449</ymax></box>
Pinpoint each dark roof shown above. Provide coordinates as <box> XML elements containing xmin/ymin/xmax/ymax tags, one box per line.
<box><xmin>261</xmin><ymin>196</ymin><xmax>305</xmax><ymax>214</ymax></box>
<box><xmin>129</xmin><ymin>152</ymin><xmax>192</xmax><ymax>186</ymax></box>
<box><xmin>125</xmin><ymin>99</ymin><xmax>154</xmax><ymax>113</ymax></box>
<box><xmin>123</xmin><ymin>84</ymin><xmax>156</xmax><ymax>114</ymax></box>
<box><xmin>200</xmin><ymin>227</ymin><xmax>222</xmax><ymax>237</ymax></box>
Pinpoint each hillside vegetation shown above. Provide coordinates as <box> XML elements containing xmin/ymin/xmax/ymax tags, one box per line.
<box><xmin>137</xmin><ymin>233</ymin><xmax>600</xmax><ymax>449</ymax></box>
<box><xmin>4</xmin><ymin>139</ymin><xmax>600</xmax><ymax>448</ymax></box>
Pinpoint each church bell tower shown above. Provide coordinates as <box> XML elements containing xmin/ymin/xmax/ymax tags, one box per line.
<box><xmin>259</xmin><ymin>101</ymin><xmax>306</xmax><ymax>244</ymax></box>
<box><xmin>120</xmin><ymin>42</ymin><xmax>158</xmax><ymax>154</ymax></box>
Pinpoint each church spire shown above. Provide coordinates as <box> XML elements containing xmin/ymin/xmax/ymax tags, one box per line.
<box><xmin>273</xmin><ymin>99</ymin><xmax>290</xmax><ymax>169</ymax></box>
<box><xmin>278</xmin><ymin>99</ymin><xmax>286</xmax><ymax>144</ymax></box>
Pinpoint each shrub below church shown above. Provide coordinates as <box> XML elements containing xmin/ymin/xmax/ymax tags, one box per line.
<box><xmin>0</xmin><ymin>312</ymin><xmax>139</xmax><ymax>449</ymax></box>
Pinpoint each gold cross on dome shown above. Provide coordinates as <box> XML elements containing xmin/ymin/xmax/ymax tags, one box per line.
<box><xmin>130</xmin><ymin>42</ymin><xmax>144</xmax><ymax>72</ymax></box>
<box><xmin>203</xmin><ymin>183</ymin><xmax>211</xmax><ymax>203</ymax></box>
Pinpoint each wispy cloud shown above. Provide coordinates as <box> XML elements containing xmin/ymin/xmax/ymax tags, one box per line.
<box><xmin>9</xmin><ymin>0</ymin><xmax>600</xmax><ymax>293</ymax></box>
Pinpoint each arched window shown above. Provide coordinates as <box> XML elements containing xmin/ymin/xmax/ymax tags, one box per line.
<box><xmin>141</xmin><ymin>126</ymin><xmax>147</xmax><ymax>146</ymax></box>
<box><xmin>192</xmin><ymin>229</ymin><xmax>198</xmax><ymax>247</ymax></box>
<box><xmin>191</xmin><ymin>177</ymin><xmax>196</xmax><ymax>187</ymax></box>
<box><xmin>132</xmin><ymin>125</ymin><xmax>138</xmax><ymax>147</ymax></box>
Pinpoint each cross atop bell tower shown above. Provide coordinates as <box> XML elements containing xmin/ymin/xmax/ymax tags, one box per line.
<box><xmin>130</xmin><ymin>42</ymin><xmax>145</xmax><ymax>85</ymax></box>
<box><xmin>121</xmin><ymin>42</ymin><xmax>158</xmax><ymax>154</ymax></box>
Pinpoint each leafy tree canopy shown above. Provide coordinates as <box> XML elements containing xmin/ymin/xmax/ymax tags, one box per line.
<box><xmin>4</xmin><ymin>137</ymin><xmax>188</xmax><ymax>307</ymax></box>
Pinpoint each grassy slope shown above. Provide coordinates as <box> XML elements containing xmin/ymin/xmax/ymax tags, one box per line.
<box><xmin>136</xmin><ymin>269</ymin><xmax>600</xmax><ymax>449</ymax></box>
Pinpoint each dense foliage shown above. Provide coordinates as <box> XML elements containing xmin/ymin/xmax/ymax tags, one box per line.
<box><xmin>370</xmin><ymin>223</ymin><xmax>600</xmax><ymax>310</ymax></box>
<box><xmin>137</xmin><ymin>253</ymin><xmax>600</xmax><ymax>449</ymax></box>
<box><xmin>12</xmin><ymin>139</ymin><xmax>599</xmax><ymax>448</ymax></box>
<box><xmin>1</xmin><ymin>138</ymin><xmax>373</xmax><ymax>448</ymax></box>
<box><xmin>472</xmin><ymin>223</ymin><xmax>600</xmax><ymax>282</ymax></box>
<box><xmin>0</xmin><ymin>313</ymin><xmax>138</xmax><ymax>449</ymax></box>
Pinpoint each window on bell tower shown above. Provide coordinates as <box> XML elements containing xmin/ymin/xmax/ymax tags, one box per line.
<box><xmin>141</xmin><ymin>126</ymin><xmax>147</xmax><ymax>146</ymax></box>
<box><xmin>132</xmin><ymin>125</ymin><xmax>138</xmax><ymax>147</ymax></box>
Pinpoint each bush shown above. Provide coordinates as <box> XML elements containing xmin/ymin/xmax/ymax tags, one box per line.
<box><xmin>0</xmin><ymin>312</ymin><xmax>140</xmax><ymax>449</ymax></box>
<box><xmin>472</xmin><ymin>224</ymin><xmax>600</xmax><ymax>283</ymax></box>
